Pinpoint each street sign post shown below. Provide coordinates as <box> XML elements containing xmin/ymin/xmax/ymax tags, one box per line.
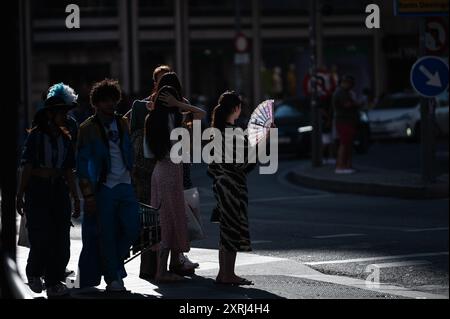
<box><xmin>410</xmin><ymin>56</ymin><xmax>449</xmax><ymax>97</ymax></box>
<box><xmin>309</xmin><ymin>0</ymin><xmax>323</xmax><ymax>168</ymax></box>
<box><xmin>410</xmin><ymin>53</ymin><xmax>449</xmax><ymax>183</ymax></box>
<box><xmin>395</xmin><ymin>2</ymin><xmax>449</xmax><ymax>184</ymax></box>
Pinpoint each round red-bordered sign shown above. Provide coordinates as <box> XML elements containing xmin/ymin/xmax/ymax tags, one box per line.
<box><xmin>425</xmin><ymin>17</ymin><xmax>448</xmax><ymax>55</ymax></box>
<box><xmin>234</xmin><ymin>33</ymin><xmax>249</xmax><ymax>53</ymax></box>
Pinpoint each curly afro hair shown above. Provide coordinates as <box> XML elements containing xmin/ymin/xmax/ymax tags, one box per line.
<box><xmin>90</xmin><ymin>78</ymin><xmax>122</xmax><ymax>107</ymax></box>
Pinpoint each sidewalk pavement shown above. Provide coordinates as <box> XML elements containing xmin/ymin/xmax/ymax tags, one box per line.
<box><xmin>286</xmin><ymin>162</ymin><xmax>449</xmax><ymax>199</ymax></box>
<box><xmin>15</xmin><ymin>222</ymin><xmax>448</xmax><ymax>299</ymax></box>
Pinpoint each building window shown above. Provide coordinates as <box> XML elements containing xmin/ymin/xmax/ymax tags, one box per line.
<box><xmin>138</xmin><ymin>0</ymin><xmax>174</xmax><ymax>16</ymax></box>
<box><xmin>189</xmin><ymin>0</ymin><xmax>251</xmax><ymax>16</ymax></box>
<box><xmin>32</xmin><ymin>0</ymin><xmax>118</xmax><ymax>19</ymax></box>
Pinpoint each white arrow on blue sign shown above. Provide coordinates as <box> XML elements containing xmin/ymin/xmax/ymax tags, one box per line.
<box><xmin>410</xmin><ymin>56</ymin><xmax>449</xmax><ymax>98</ymax></box>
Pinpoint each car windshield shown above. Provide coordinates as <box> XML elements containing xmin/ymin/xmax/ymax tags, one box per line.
<box><xmin>376</xmin><ymin>96</ymin><xmax>420</xmax><ymax>109</ymax></box>
<box><xmin>275</xmin><ymin>105</ymin><xmax>303</xmax><ymax>118</ymax></box>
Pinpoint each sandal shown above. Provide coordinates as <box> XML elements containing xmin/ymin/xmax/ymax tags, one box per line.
<box><xmin>214</xmin><ymin>278</ymin><xmax>254</xmax><ymax>286</ymax></box>
<box><xmin>169</xmin><ymin>264</ymin><xmax>195</xmax><ymax>276</ymax></box>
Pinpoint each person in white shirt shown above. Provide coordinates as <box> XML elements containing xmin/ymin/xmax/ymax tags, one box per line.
<box><xmin>76</xmin><ymin>79</ymin><xmax>139</xmax><ymax>292</ymax></box>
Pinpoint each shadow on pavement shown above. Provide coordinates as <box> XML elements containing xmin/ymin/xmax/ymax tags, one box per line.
<box><xmin>64</xmin><ymin>287</ymin><xmax>158</xmax><ymax>299</ymax></box>
<box><xmin>147</xmin><ymin>275</ymin><xmax>285</xmax><ymax>299</ymax></box>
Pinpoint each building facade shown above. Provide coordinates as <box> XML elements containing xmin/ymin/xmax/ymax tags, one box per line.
<box><xmin>19</xmin><ymin>0</ymin><xmax>447</xmax><ymax>126</ymax></box>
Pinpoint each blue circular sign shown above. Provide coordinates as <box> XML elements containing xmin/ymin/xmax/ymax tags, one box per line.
<box><xmin>410</xmin><ymin>56</ymin><xmax>449</xmax><ymax>98</ymax></box>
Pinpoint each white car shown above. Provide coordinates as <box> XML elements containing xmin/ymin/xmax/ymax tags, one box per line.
<box><xmin>368</xmin><ymin>92</ymin><xmax>448</xmax><ymax>140</ymax></box>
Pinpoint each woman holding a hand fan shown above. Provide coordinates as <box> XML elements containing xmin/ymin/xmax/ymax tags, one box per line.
<box><xmin>207</xmin><ymin>91</ymin><xmax>259</xmax><ymax>286</ymax></box>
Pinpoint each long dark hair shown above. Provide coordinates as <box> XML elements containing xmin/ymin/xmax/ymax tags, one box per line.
<box><xmin>145</xmin><ymin>72</ymin><xmax>183</xmax><ymax>160</ymax></box>
<box><xmin>211</xmin><ymin>91</ymin><xmax>242</xmax><ymax>132</ymax></box>
<box><xmin>29</xmin><ymin>108</ymin><xmax>71</xmax><ymax>140</ymax></box>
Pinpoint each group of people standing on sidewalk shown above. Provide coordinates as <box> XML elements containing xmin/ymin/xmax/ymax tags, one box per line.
<box><xmin>16</xmin><ymin>65</ymin><xmax>258</xmax><ymax>298</ymax></box>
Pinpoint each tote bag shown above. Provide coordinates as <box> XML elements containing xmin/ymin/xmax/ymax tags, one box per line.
<box><xmin>184</xmin><ymin>187</ymin><xmax>205</xmax><ymax>241</ymax></box>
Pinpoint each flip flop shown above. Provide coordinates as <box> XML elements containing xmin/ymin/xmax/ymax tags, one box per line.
<box><xmin>235</xmin><ymin>278</ymin><xmax>254</xmax><ymax>286</ymax></box>
<box><xmin>214</xmin><ymin>278</ymin><xmax>254</xmax><ymax>286</ymax></box>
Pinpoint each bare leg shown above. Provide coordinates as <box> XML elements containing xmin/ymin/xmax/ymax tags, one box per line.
<box><xmin>216</xmin><ymin>250</ymin><xmax>225</xmax><ymax>281</ymax></box>
<box><xmin>156</xmin><ymin>248</ymin><xmax>169</xmax><ymax>277</ymax></box>
<box><xmin>155</xmin><ymin>248</ymin><xmax>183</xmax><ymax>282</ymax></box>
<box><xmin>169</xmin><ymin>250</ymin><xmax>182</xmax><ymax>268</ymax></box>
<box><xmin>336</xmin><ymin>144</ymin><xmax>346</xmax><ymax>170</ymax></box>
<box><xmin>216</xmin><ymin>250</ymin><xmax>253</xmax><ymax>284</ymax></box>
<box><xmin>223</xmin><ymin>251</ymin><xmax>237</xmax><ymax>281</ymax></box>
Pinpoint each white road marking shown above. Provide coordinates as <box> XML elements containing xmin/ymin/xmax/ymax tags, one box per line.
<box><xmin>17</xmin><ymin>236</ymin><xmax>447</xmax><ymax>299</ymax></box>
<box><xmin>252</xmin><ymin>240</ymin><xmax>273</xmax><ymax>244</ymax></box>
<box><xmin>249</xmin><ymin>219</ymin><xmax>414</xmax><ymax>232</ymax></box>
<box><xmin>403</xmin><ymin>227</ymin><xmax>449</xmax><ymax>233</ymax></box>
<box><xmin>304</xmin><ymin>252</ymin><xmax>449</xmax><ymax>266</ymax></box>
<box><xmin>200</xmin><ymin>193</ymin><xmax>333</xmax><ymax>207</ymax></box>
<box><xmin>291</xmin><ymin>274</ymin><xmax>448</xmax><ymax>299</ymax></box>
<box><xmin>249</xmin><ymin>194</ymin><xmax>334</xmax><ymax>203</ymax></box>
<box><xmin>185</xmin><ymin>248</ymin><xmax>286</xmax><ymax>271</ymax></box>
<box><xmin>369</xmin><ymin>260</ymin><xmax>431</xmax><ymax>268</ymax></box>
<box><xmin>313</xmin><ymin>233</ymin><xmax>365</xmax><ymax>239</ymax></box>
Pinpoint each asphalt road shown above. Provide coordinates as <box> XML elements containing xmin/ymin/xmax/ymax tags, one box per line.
<box><xmin>14</xmin><ymin>141</ymin><xmax>448</xmax><ymax>299</ymax></box>
<box><xmin>191</xmin><ymin>141</ymin><xmax>449</xmax><ymax>298</ymax></box>
<box><xmin>357</xmin><ymin>139</ymin><xmax>449</xmax><ymax>176</ymax></box>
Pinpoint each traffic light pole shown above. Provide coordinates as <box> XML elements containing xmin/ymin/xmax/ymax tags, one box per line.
<box><xmin>419</xmin><ymin>18</ymin><xmax>436</xmax><ymax>184</ymax></box>
<box><xmin>309</xmin><ymin>0</ymin><xmax>322</xmax><ymax>167</ymax></box>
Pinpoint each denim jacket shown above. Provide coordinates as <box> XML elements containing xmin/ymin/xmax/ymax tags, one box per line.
<box><xmin>76</xmin><ymin>113</ymin><xmax>134</xmax><ymax>196</ymax></box>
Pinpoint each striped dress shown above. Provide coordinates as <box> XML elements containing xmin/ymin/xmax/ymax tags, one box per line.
<box><xmin>207</xmin><ymin>123</ymin><xmax>256</xmax><ymax>252</ymax></box>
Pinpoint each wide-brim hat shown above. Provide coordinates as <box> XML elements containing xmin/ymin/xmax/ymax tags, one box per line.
<box><xmin>31</xmin><ymin>96</ymin><xmax>77</xmax><ymax>126</ymax></box>
<box><xmin>43</xmin><ymin>95</ymin><xmax>77</xmax><ymax>110</ymax></box>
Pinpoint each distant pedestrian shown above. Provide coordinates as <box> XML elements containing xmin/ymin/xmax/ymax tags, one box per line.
<box><xmin>76</xmin><ymin>79</ymin><xmax>140</xmax><ymax>292</ymax></box>
<box><xmin>287</xmin><ymin>64</ymin><xmax>297</xmax><ymax>97</ymax></box>
<box><xmin>320</xmin><ymin>96</ymin><xmax>336</xmax><ymax>165</ymax></box>
<box><xmin>272</xmin><ymin>67</ymin><xmax>284</xmax><ymax>99</ymax></box>
<box><xmin>16</xmin><ymin>83</ymin><xmax>80</xmax><ymax>297</ymax></box>
<box><xmin>207</xmin><ymin>91</ymin><xmax>256</xmax><ymax>286</ymax></box>
<box><xmin>332</xmin><ymin>75</ymin><xmax>361</xmax><ymax>174</ymax></box>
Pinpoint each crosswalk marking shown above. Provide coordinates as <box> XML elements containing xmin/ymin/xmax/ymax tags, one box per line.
<box><xmin>313</xmin><ymin>233</ymin><xmax>365</xmax><ymax>239</ymax></box>
<box><xmin>403</xmin><ymin>227</ymin><xmax>449</xmax><ymax>233</ymax></box>
<box><xmin>304</xmin><ymin>252</ymin><xmax>449</xmax><ymax>266</ymax></box>
<box><xmin>369</xmin><ymin>260</ymin><xmax>431</xmax><ymax>268</ymax></box>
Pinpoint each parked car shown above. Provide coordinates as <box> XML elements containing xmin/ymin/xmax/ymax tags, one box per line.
<box><xmin>368</xmin><ymin>92</ymin><xmax>448</xmax><ymax>141</ymax></box>
<box><xmin>274</xmin><ymin>98</ymin><xmax>371</xmax><ymax>157</ymax></box>
<box><xmin>274</xmin><ymin>99</ymin><xmax>311</xmax><ymax>156</ymax></box>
